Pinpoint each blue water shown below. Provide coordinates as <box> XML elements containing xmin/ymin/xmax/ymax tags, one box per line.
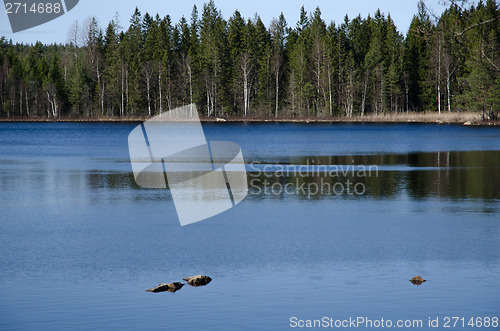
<box><xmin>0</xmin><ymin>122</ymin><xmax>499</xmax><ymax>330</ymax></box>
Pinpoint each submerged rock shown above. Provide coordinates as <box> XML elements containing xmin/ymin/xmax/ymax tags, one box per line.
<box><xmin>183</xmin><ymin>275</ymin><xmax>212</xmax><ymax>287</ymax></box>
<box><xmin>146</xmin><ymin>282</ymin><xmax>184</xmax><ymax>293</ymax></box>
<box><xmin>409</xmin><ymin>275</ymin><xmax>426</xmax><ymax>285</ymax></box>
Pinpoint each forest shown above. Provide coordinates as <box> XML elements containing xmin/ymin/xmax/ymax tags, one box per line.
<box><xmin>0</xmin><ymin>0</ymin><xmax>498</xmax><ymax>119</ymax></box>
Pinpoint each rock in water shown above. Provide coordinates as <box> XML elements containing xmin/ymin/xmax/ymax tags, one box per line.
<box><xmin>183</xmin><ymin>275</ymin><xmax>212</xmax><ymax>287</ymax></box>
<box><xmin>409</xmin><ymin>275</ymin><xmax>426</xmax><ymax>285</ymax></box>
<box><xmin>146</xmin><ymin>282</ymin><xmax>184</xmax><ymax>293</ymax></box>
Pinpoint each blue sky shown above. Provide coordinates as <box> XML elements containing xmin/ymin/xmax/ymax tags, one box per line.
<box><xmin>1</xmin><ymin>0</ymin><xmax>453</xmax><ymax>44</ymax></box>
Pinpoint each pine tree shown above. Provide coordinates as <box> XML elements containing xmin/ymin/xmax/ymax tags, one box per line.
<box><xmin>270</xmin><ymin>12</ymin><xmax>287</xmax><ymax>117</ymax></box>
<box><xmin>227</xmin><ymin>10</ymin><xmax>245</xmax><ymax>113</ymax></box>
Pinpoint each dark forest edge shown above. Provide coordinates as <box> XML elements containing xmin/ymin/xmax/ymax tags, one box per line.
<box><xmin>0</xmin><ymin>0</ymin><xmax>499</xmax><ymax>121</ymax></box>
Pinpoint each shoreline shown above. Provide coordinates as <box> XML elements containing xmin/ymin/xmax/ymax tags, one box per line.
<box><xmin>0</xmin><ymin>112</ymin><xmax>497</xmax><ymax>126</ymax></box>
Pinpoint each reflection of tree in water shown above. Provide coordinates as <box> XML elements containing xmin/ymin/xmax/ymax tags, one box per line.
<box><xmin>404</xmin><ymin>151</ymin><xmax>500</xmax><ymax>201</ymax></box>
<box><xmin>76</xmin><ymin>151</ymin><xmax>498</xmax><ymax>209</ymax></box>
<box><xmin>245</xmin><ymin>151</ymin><xmax>500</xmax><ymax>203</ymax></box>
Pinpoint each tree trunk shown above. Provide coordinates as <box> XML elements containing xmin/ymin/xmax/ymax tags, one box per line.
<box><xmin>121</xmin><ymin>64</ymin><xmax>124</xmax><ymax>117</ymax></box>
<box><xmin>46</xmin><ymin>92</ymin><xmax>51</xmax><ymax>118</ymax></box>
<box><xmin>379</xmin><ymin>66</ymin><xmax>384</xmax><ymax>115</ymax></box>
<box><xmin>361</xmin><ymin>73</ymin><xmax>368</xmax><ymax>118</ymax></box>
<box><xmin>275</xmin><ymin>70</ymin><xmax>279</xmax><ymax>117</ymax></box>
<box><xmin>146</xmin><ymin>76</ymin><xmax>151</xmax><ymax>116</ymax></box>
<box><xmin>101</xmin><ymin>82</ymin><xmax>105</xmax><ymax>116</ymax></box>
<box><xmin>19</xmin><ymin>87</ymin><xmax>22</xmax><ymax>116</ymax></box>
<box><xmin>125</xmin><ymin>70</ymin><xmax>129</xmax><ymax>116</ymax></box>
<box><xmin>158</xmin><ymin>70</ymin><xmax>162</xmax><ymax>114</ymax></box>
<box><xmin>405</xmin><ymin>81</ymin><xmax>409</xmax><ymax>114</ymax></box>
<box><xmin>243</xmin><ymin>75</ymin><xmax>248</xmax><ymax>117</ymax></box>
<box><xmin>188</xmin><ymin>64</ymin><xmax>193</xmax><ymax>115</ymax></box>
<box><xmin>328</xmin><ymin>69</ymin><xmax>332</xmax><ymax>117</ymax></box>
<box><xmin>446</xmin><ymin>68</ymin><xmax>451</xmax><ymax>112</ymax></box>
<box><xmin>25</xmin><ymin>86</ymin><xmax>29</xmax><ymax>117</ymax></box>
<box><xmin>438</xmin><ymin>33</ymin><xmax>442</xmax><ymax>114</ymax></box>
<box><xmin>206</xmin><ymin>74</ymin><xmax>211</xmax><ymax>117</ymax></box>
<box><xmin>349</xmin><ymin>70</ymin><xmax>354</xmax><ymax>117</ymax></box>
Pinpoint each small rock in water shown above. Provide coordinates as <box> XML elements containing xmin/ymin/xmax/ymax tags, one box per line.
<box><xmin>409</xmin><ymin>275</ymin><xmax>426</xmax><ymax>285</ymax></box>
<box><xmin>183</xmin><ymin>275</ymin><xmax>212</xmax><ymax>287</ymax></box>
<box><xmin>146</xmin><ymin>282</ymin><xmax>184</xmax><ymax>293</ymax></box>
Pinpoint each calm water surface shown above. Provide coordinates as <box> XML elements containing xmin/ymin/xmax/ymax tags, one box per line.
<box><xmin>0</xmin><ymin>122</ymin><xmax>499</xmax><ymax>330</ymax></box>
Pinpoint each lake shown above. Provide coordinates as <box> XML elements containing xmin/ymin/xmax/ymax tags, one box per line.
<box><xmin>0</xmin><ymin>122</ymin><xmax>499</xmax><ymax>330</ymax></box>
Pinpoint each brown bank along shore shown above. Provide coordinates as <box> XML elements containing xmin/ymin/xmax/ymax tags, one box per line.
<box><xmin>0</xmin><ymin>111</ymin><xmax>497</xmax><ymax>125</ymax></box>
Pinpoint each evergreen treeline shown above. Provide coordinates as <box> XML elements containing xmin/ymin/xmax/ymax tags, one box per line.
<box><xmin>0</xmin><ymin>0</ymin><xmax>498</xmax><ymax>119</ymax></box>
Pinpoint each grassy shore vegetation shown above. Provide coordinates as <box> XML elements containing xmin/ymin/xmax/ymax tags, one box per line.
<box><xmin>0</xmin><ymin>0</ymin><xmax>498</xmax><ymax>122</ymax></box>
